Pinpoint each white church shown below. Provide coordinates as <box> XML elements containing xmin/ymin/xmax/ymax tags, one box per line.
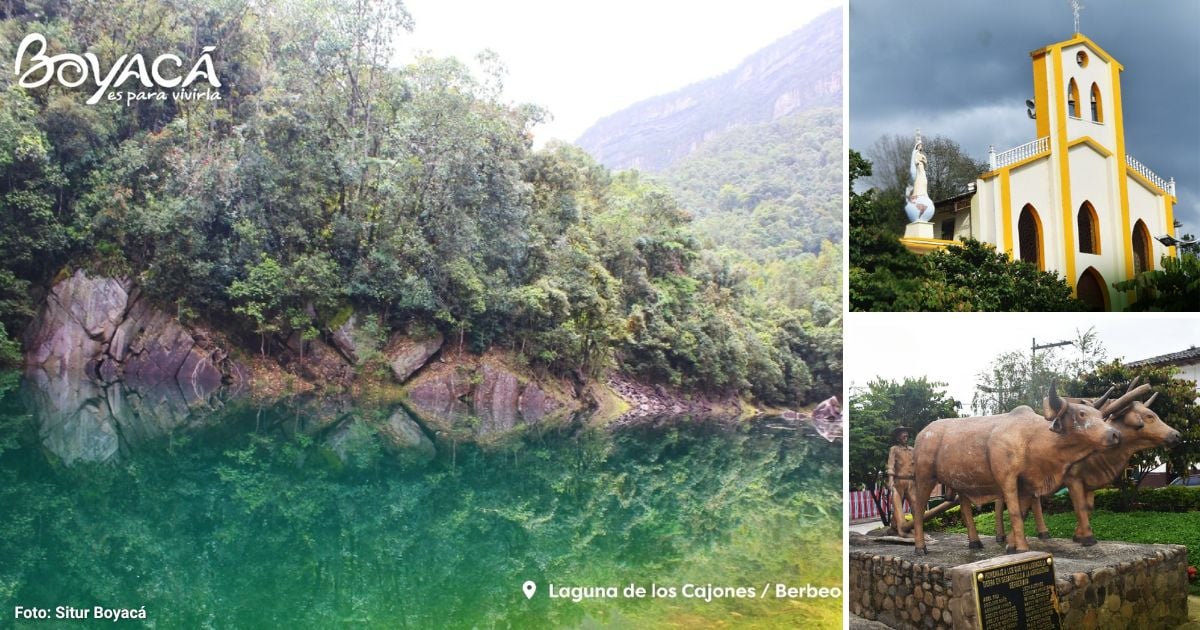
<box><xmin>902</xmin><ymin>32</ymin><xmax>1180</xmax><ymax>311</ymax></box>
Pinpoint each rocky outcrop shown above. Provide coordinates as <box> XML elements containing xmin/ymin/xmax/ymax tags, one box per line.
<box><xmin>576</xmin><ymin>8</ymin><xmax>840</xmax><ymax>172</ymax></box>
<box><xmin>23</xmin><ymin>270</ymin><xmax>246</xmax><ymax>394</ymax></box>
<box><xmin>384</xmin><ymin>331</ymin><xmax>443</xmax><ymax>383</ymax></box>
<box><xmin>403</xmin><ymin>352</ymin><xmax>575</xmax><ymax>438</ymax></box>
<box><xmin>329</xmin><ymin>313</ymin><xmax>364</xmax><ymax>364</ymax></box>
<box><xmin>606</xmin><ymin>375</ymin><xmax>730</xmax><ymax>421</ymax></box>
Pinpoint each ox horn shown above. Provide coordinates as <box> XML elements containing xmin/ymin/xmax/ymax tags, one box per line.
<box><xmin>1091</xmin><ymin>384</ymin><xmax>1117</xmax><ymax>409</ymax></box>
<box><xmin>1144</xmin><ymin>392</ymin><xmax>1158</xmax><ymax>408</ymax></box>
<box><xmin>1102</xmin><ymin>383</ymin><xmax>1152</xmax><ymax>419</ymax></box>
<box><xmin>1125</xmin><ymin>376</ymin><xmax>1140</xmax><ymax>393</ymax></box>
<box><xmin>1044</xmin><ymin>381</ymin><xmax>1066</xmax><ymax>418</ymax></box>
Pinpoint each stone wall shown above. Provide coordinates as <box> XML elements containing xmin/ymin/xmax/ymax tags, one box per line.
<box><xmin>849</xmin><ymin>551</ymin><xmax>954</xmax><ymax>629</ymax></box>
<box><xmin>1054</xmin><ymin>546</ymin><xmax>1189</xmax><ymax>629</ymax></box>
<box><xmin>849</xmin><ymin>535</ymin><xmax>1189</xmax><ymax>630</ymax></box>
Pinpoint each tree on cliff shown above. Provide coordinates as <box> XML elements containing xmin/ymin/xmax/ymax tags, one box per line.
<box><xmin>0</xmin><ymin>0</ymin><xmax>838</xmax><ymax>406</ymax></box>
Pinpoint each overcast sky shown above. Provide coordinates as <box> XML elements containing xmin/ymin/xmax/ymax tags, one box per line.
<box><xmin>850</xmin><ymin>0</ymin><xmax>1200</xmax><ymax>234</ymax></box>
<box><xmin>846</xmin><ymin>313</ymin><xmax>1200</xmax><ymax>413</ymax></box>
<box><xmin>397</xmin><ymin>0</ymin><xmax>839</xmax><ymax>145</ymax></box>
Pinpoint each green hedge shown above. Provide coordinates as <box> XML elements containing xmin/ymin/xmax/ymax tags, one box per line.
<box><xmin>1046</xmin><ymin>486</ymin><xmax>1200</xmax><ymax>513</ymax></box>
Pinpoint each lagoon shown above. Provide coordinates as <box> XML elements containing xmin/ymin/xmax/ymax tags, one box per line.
<box><xmin>0</xmin><ymin>372</ymin><xmax>840</xmax><ymax>628</ymax></box>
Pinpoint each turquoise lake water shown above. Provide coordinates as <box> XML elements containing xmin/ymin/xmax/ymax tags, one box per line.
<box><xmin>0</xmin><ymin>372</ymin><xmax>841</xmax><ymax>628</ymax></box>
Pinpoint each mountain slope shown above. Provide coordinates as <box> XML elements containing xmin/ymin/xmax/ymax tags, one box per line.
<box><xmin>665</xmin><ymin>107</ymin><xmax>843</xmax><ymax>261</ymax></box>
<box><xmin>575</xmin><ymin>8</ymin><xmax>842</xmax><ymax>172</ymax></box>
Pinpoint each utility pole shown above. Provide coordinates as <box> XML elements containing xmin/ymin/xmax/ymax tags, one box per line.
<box><xmin>1031</xmin><ymin>337</ymin><xmax>1073</xmax><ymax>394</ymax></box>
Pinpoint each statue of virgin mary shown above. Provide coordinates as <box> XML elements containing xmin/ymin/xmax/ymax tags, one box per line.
<box><xmin>904</xmin><ymin>132</ymin><xmax>935</xmax><ymax>223</ymax></box>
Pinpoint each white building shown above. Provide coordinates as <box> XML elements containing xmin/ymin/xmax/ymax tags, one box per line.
<box><xmin>904</xmin><ymin>33</ymin><xmax>1179</xmax><ymax>311</ymax></box>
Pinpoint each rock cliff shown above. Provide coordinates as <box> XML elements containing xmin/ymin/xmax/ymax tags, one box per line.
<box><xmin>24</xmin><ymin>270</ymin><xmax>247</xmax><ymax>395</ymax></box>
<box><xmin>575</xmin><ymin>8</ymin><xmax>841</xmax><ymax>172</ymax></box>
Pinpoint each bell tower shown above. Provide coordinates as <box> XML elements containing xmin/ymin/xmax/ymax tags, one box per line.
<box><xmin>1029</xmin><ymin>35</ymin><xmax>1123</xmax><ymax>156</ymax></box>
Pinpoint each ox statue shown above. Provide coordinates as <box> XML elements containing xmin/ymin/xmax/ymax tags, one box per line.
<box><xmin>910</xmin><ymin>382</ymin><xmax>1120</xmax><ymax>554</ymax></box>
<box><xmin>993</xmin><ymin>378</ymin><xmax>1180</xmax><ymax>546</ymax></box>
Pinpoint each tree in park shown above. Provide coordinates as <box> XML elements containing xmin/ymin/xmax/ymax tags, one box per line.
<box><xmin>1067</xmin><ymin>361</ymin><xmax>1200</xmax><ymax>486</ymax></box>
<box><xmin>971</xmin><ymin>328</ymin><xmax>1108</xmax><ymax>416</ymax></box>
<box><xmin>972</xmin><ymin>331</ymin><xmax>1200</xmax><ymax>495</ymax></box>
<box><xmin>849</xmin><ymin>377</ymin><xmax>963</xmax><ymax>528</ymax></box>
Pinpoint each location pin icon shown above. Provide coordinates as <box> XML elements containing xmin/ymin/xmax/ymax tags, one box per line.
<box><xmin>523</xmin><ymin>580</ymin><xmax>537</xmax><ymax>599</ymax></box>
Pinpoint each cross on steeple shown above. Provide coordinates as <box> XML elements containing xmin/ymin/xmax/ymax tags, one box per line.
<box><xmin>1069</xmin><ymin>0</ymin><xmax>1084</xmax><ymax>34</ymax></box>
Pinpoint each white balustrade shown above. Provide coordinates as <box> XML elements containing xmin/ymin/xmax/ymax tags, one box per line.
<box><xmin>1126</xmin><ymin>154</ymin><xmax>1171</xmax><ymax>194</ymax></box>
<box><xmin>992</xmin><ymin>137</ymin><xmax>1049</xmax><ymax>169</ymax></box>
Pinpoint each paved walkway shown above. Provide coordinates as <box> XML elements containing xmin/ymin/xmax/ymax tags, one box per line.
<box><xmin>849</xmin><ymin>519</ymin><xmax>882</xmax><ymax>534</ymax></box>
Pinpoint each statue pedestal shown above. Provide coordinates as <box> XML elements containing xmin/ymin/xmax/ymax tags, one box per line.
<box><xmin>904</xmin><ymin>221</ymin><xmax>935</xmax><ymax>239</ymax></box>
<box><xmin>849</xmin><ymin>533</ymin><xmax>1188</xmax><ymax>629</ymax></box>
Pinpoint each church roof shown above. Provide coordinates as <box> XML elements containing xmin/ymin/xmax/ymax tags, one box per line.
<box><xmin>1127</xmin><ymin>347</ymin><xmax>1200</xmax><ymax>368</ymax></box>
<box><xmin>1029</xmin><ymin>33</ymin><xmax>1124</xmax><ymax>72</ymax></box>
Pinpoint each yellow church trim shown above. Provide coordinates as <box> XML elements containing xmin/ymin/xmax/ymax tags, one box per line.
<box><xmin>980</xmin><ymin>151</ymin><xmax>1051</xmax><ymax>181</ymax></box>
<box><xmin>1000</xmin><ymin>169</ymin><xmax>1013</xmax><ymax>255</ymax></box>
<box><xmin>1031</xmin><ymin>33</ymin><xmax>1124</xmax><ymax>72</ymax></box>
<box><xmin>899</xmin><ymin>237</ymin><xmax>958</xmax><ymax>255</ymax></box>
<box><xmin>1067</xmin><ymin>136</ymin><xmax>1113</xmax><ymax>158</ymax></box>
<box><xmin>1165</xmin><ymin>197</ymin><xmax>1177</xmax><ymax>258</ymax></box>
<box><xmin>1032</xmin><ymin>53</ymin><xmax>1051</xmax><ymax>138</ymax></box>
<box><xmin>1052</xmin><ymin>46</ymin><xmax>1077</xmax><ymax>289</ymax></box>
<box><xmin>1111</xmin><ymin>58</ymin><xmax>1135</xmax><ymax>292</ymax></box>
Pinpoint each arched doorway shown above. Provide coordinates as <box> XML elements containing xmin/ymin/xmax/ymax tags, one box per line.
<box><xmin>1132</xmin><ymin>220</ymin><xmax>1153</xmax><ymax>275</ymax></box>
<box><xmin>1076</xmin><ymin>267</ymin><xmax>1108</xmax><ymax>311</ymax></box>
<box><xmin>1018</xmin><ymin>204</ymin><xmax>1043</xmax><ymax>269</ymax></box>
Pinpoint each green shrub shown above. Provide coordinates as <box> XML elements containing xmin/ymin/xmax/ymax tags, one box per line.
<box><xmin>1044</xmin><ymin>486</ymin><xmax>1200</xmax><ymax>513</ymax></box>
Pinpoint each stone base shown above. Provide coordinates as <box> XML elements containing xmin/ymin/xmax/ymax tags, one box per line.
<box><xmin>849</xmin><ymin>533</ymin><xmax>1189</xmax><ymax>630</ymax></box>
<box><xmin>904</xmin><ymin>221</ymin><xmax>935</xmax><ymax>239</ymax></box>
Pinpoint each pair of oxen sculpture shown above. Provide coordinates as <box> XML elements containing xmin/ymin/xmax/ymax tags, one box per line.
<box><xmin>909</xmin><ymin>378</ymin><xmax>1180</xmax><ymax>555</ymax></box>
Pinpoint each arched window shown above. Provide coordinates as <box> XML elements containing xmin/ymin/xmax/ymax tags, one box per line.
<box><xmin>1077</xmin><ymin>201</ymin><xmax>1100</xmax><ymax>254</ymax></box>
<box><xmin>1067</xmin><ymin>78</ymin><xmax>1080</xmax><ymax>118</ymax></box>
<box><xmin>1132</xmin><ymin>220</ymin><xmax>1153</xmax><ymax>274</ymax></box>
<box><xmin>1090</xmin><ymin>83</ymin><xmax>1103</xmax><ymax>123</ymax></box>
<box><xmin>1018</xmin><ymin>204</ymin><xmax>1043</xmax><ymax>269</ymax></box>
<box><xmin>1077</xmin><ymin>267</ymin><xmax>1108</xmax><ymax>311</ymax></box>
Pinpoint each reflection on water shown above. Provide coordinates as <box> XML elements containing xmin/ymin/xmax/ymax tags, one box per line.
<box><xmin>0</xmin><ymin>372</ymin><xmax>842</xmax><ymax>628</ymax></box>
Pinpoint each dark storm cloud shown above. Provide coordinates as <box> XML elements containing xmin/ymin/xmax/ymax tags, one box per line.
<box><xmin>850</xmin><ymin>0</ymin><xmax>1200</xmax><ymax>233</ymax></box>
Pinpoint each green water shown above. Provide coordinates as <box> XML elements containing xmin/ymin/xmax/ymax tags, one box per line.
<box><xmin>0</xmin><ymin>372</ymin><xmax>841</xmax><ymax>628</ymax></box>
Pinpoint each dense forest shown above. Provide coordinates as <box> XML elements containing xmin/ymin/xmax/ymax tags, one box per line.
<box><xmin>0</xmin><ymin>0</ymin><xmax>839</xmax><ymax>406</ymax></box>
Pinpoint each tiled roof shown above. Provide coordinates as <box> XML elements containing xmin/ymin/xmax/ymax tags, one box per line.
<box><xmin>1127</xmin><ymin>347</ymin><xmax>1200</xmax><ymax>367</ymax></box>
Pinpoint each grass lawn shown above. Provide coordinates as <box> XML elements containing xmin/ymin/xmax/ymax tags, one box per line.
<box><xmin>940</xmin><ymin>509</ymin><xmax>1200</xmax><ymax>594</ymax></box>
